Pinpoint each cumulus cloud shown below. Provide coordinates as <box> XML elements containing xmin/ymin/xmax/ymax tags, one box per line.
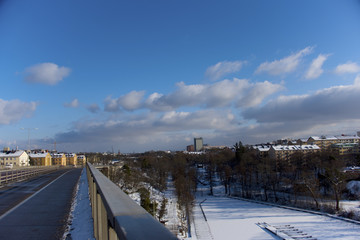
<box><xmin>205</xmin><ymin>60</ymin><xmax>246</xmax><ymax>81</ymax></box>
<box><xmin>255</xmin><ymin>46</ymin><xmax>313</xmax><ymax>75</ymax></box>
<box><xmin>118</xmin><ymin>91</ymin><xmax>145</xmax><ymax>111</ymax></box>
<box><xmin>335</xmin><ymin>62</ymin><xmax>360</xmax><ymax>74</ymax></box>
<box><xmin>87</xmin><ymin>103</ymin><xmax>100</xmax><ymax>113</ymax></box>
<box><xmin>145</xmin><ymin>79</ymin><xmax>283</xmax><ymax>111</ymax></box>
<box><xmin>104</xmin><ymin>91</ymin><xmax>145</xmax><ymax>112</ymax></box>
<box><xmin>0</xmin><ymin>99</ymin><xmax>37</xmax><ymax>124</ymax></box>
<box><xmin>64</xmin><ymin>98</ymin><xmax>79</xmax><ymax>108</ymax></box>
<box><xmin>305</xmin><ymin>54</ymin><xmax>330</xmax><ymax>79</ymax></box>
<box><xmin>24</xmin><ymin>63</ymin><xmax>71</xmax><ymax>85</ymax></box>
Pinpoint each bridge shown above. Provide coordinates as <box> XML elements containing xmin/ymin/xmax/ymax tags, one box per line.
<box><xmin>0</xmin><ymin>163</ymin><xmax>176</xmax><ymax>240</ymax></box>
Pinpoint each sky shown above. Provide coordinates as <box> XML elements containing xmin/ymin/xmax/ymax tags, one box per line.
<box><xmin>1</xmin><ymin>0</ymin><xmax>360</xmax><ymax>153</ymax></box>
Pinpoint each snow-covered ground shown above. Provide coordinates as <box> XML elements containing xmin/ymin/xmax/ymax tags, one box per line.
<box><xmin>189</xmin><ymin>196</ymin><xmax>360</xmax><ymax>240</ymax></box>
<box><xmin>65</xmin><ymin>168</ymin><xmax>95</xmax><ymax>240</ymax></box>
<box><xmin>164</xmin><ymin>176</ymin><xmax>181</xmax><ymax>236</ymax></box>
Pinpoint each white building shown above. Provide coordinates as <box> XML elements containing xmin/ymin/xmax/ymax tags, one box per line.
<box><xmin>0</xmin><ymin>150</ymin><xmax>30</xmax><ymax>167</ymax></box>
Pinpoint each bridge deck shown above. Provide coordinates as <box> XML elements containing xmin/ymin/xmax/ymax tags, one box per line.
<box><xmin>0</xmin><ymin>168</ymin><xmax>82</xmax><ymax>240</ymax></box>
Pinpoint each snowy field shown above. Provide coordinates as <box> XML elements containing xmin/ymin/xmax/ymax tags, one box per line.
<box><xmin>190</xmin><ymin>196</ymin><xmax>360</xmax><ymax>240</ymax></box>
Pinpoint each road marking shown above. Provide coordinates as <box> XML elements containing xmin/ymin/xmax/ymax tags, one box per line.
<box><xmin>0</xmin><ymin>169</ymin><xmax>74</xmax><ymax>221</ymax></box>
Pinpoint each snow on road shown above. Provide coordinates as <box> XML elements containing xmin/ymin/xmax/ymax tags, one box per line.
<box><xmin>192</xmin><ymin>196</ymin><xmax>360</xmax><ymax>240</ymax></box>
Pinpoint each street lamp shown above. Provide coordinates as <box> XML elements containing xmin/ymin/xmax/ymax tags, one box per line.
<box><xmin>20</xmin><ymin>127</ymin><xmax>38</xmax><ymax>151</ymax></box>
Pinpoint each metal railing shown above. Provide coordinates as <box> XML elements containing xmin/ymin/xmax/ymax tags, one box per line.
<box><xmin>86</xmin><ymin>162</ymin><xmax>177</xmax><ymax>240</ymax></box>
<box><xmin>0</xmin><ymin>166</ymin><xmax>59</xmax><ymax>186</ymax></box>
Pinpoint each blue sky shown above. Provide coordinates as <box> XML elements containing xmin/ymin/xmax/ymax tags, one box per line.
<box><xmin>1</xmin><ymin>0</ymin><xmax>360</xmax><ymax>153</ymax></box>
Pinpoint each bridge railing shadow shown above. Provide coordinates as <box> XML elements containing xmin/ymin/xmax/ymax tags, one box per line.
<box><xmin>86</xmin><ymin>162</ymin><xmax>177</xmax><ymax>240</ymax></box>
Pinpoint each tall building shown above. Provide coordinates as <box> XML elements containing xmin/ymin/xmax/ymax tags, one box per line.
<box><xmin>194</xmin><ymin>137</ymin><xmax>203</xmax><ymax>152</ymax></box>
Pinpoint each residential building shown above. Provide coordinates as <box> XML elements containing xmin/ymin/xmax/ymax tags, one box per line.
<box><xmin>331</xmin><ymin>143</ymin><xmax>360</xmax><ymax>156</ymax></box>
<box><xmin>269</xmin><ymin>144</ymin><xmax>320</xmax><ymax>162</ymax></box>
<box><xmin>307</xmin><ymin>134</ymin><xmax>360</xmax><ymax>150</ymax></box>
<box><xmin>186</xmin><ymin>145</ymin><xmax>195</xmax><ymax>152</ymax></box>
<box><xmin>252</xmin><ymin>145</ymin><xmax>271</xmax><ymax>158</ymax></box>
<box><xmin>194</xmin><ymin>137</ymin><xmax>203</xmax><ymax>152</ymax></box>
<box><xmin>29</xmin><ymin>152</ymin><xmax>52</xmax><ymax>166</ymax></box>
<box><xmin>51</xmin><ymin>153</ymin><xmax>66</xmax><ymax>166</ymax></box>
<box><xmin>77</xmin><ymin>155</ymin><xmax>87</xmax><ymax>165</ymax></box>
<box><xmin>65</xmin><ymin>153</ymin><xmax>77</xmax><ymax>166</ymax></box>
<box><xmin>0</xmin><ymin>149</ymin><xmax>30</xmax><ymax>167</ymax></box>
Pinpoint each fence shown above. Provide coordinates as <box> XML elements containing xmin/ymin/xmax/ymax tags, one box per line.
<box><xmin>0</xmin><ymin>166</ymin><xmax>59</xmax><ymax>186</ymax></box>
<box><xmin>86</xmin><ymin>162</ymin><xmax>177</xmax><ymax>240</ymax></box>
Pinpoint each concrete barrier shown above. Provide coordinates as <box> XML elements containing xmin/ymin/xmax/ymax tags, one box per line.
<box><xmin>86</xmin><ymin>162</ymin><xmax>177</xmax><ymax>240</ymax></box>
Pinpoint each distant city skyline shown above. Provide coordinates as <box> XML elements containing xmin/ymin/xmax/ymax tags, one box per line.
<box><xmin>1</xmin><ymin>1</ymin><xmax>360</xmax><ymax>153</ymax></box>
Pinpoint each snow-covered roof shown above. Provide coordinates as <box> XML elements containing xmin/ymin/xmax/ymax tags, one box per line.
<box><xmin>252</xmin><ymin>145</ymin><xmax>271</xmax><ymax>152</ymax></box>
<box><xmin>65</xmin><ymin>153</ymin><xmax>76</xmax><ymax>157</ymax></box>
<box><xmin>335</xmin><ymin>135</ymin><xmax>360</xmax><ymax>140</ymax></box>
<box><xmin>51</xmin><ymin>153</ymin><xmax>65</xmax><ymax>158</ymax></box>
<box><xmin>309</xmin><ymin>136</ymin><xmax>337</xmax><ymax>141</ymax></box>
<box><xmin>271</xmin><ymin>145</ymin><xmax>319</xmax><ymax>151</ymax></box>
<box><xmin>0</xmin><ymin>150</ymin><xmax>27</xmax><ymax>158</ymax></box>
<box><xmin>29</xmin><ymin>152</ymin><xmax>49</xmax><ymax>158</ymax></box>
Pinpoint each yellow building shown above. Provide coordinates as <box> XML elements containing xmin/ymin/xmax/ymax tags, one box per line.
<box><xmin>307</xmin><ymin>135</ymin><xmax>360</xmax><ymax>150</ymax></box>
<box><xmin>77</xmin><ymin>155</ymin><xmax>87</xmax><ymax>165</ymax></box>
<box><xmin>331</xmin><ymin>143</ymin><xmax>360</xmax><ymax>155</ymax></box>
<box><xmin>65</xmin><ymin>153</ymin><xmax>77</xmax><ymax>166</ymax></box>
<box><xmin>29</xmin><ymin>152</ymin><xmax>52</xmax><ymax>166</ymax></box>
<box><xmin>51</xmin><ymin>153</ymin><xmax>66</xmax><ymax>166</ymax></box>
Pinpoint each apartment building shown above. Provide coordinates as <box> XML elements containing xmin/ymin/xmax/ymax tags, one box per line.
<box><xmin>77</xmin><ymin>155</ymin><xmax>86</xmax><ymax>165</ymax></box>
<box><xmin>331</xmin><ymin>143</ymin><xmax>360</xmax><ymax>156</ymax></box>
<box><xmin>268</xmin><ymin>144</ymin><xmax>320</xmax><ymax>162</ymax></box>
<box><xmin>51</xmin><ymin>153</ymin><xmax>66</xmax><ymax>166</ymax></box>
<box><xmin>29</xmin><ymin>152</ymin><xmax>52</xmax><ymax>166</ymax></box>
<box><xmin>0</xmin><ymin>149</ymin><xmax>30</xmax><ymax>167</ymax></box>
<box><xmin>65</xmin><ymin>153</ymin><xmax>77</xmax><ymax>166</ymax></box>
<box><xmin>252</xmin><ymin>145</ymin><xmax>271</xmax><ymax>158</ymax></box>
<box><xmin>307</xmin><ymin>135</ymin><xmax>360</xmax><ymax>150</ymax></box>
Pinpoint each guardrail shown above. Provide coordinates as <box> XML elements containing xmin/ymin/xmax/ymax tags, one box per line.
<box><xmin>0</xmin><ymin>166</ymin><xmax>59</xmax><ymax>186</ymax></box>
<box><xmin>86</xmin><ymin>162</ymin><xmax>177</xmax><ymax>240</ymax></box>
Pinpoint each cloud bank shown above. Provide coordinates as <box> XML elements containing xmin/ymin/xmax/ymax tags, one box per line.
<box><xmin>104</xmin><ymin>79</ymin><xmax>284</xmax><ymax>112</ymax></box>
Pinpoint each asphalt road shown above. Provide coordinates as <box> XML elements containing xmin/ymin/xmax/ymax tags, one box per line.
<box><xmin>0</xmin><ymin>168</ymin><xmax>82</xmax><ymax>240</ymax></box>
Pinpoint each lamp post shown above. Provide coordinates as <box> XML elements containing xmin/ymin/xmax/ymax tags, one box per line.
<box><xmin>20</xmin><ymin>128</ymin><xmax>38</xmax><ymax>151</ymax></box>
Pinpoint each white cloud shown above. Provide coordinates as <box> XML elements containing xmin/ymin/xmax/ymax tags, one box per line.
<box><xmin>145</xmin><ymin>78</ymin><xmax>283</xmax><ymax>111</ymax></box>
<box><xmin>64</xmin><ymin>98</ymin><xmax>79</xmax><ymax>108</ymax></box>
<box><xmin>24</xmin><ymin>63</ymin><xmax>71</xmax><ymax>85</ymax></box>
<box><xmin>0</xmin><ymin>99</ymin><xmax>37</xmax><ymax>124</ymax></box>
<box><xmin>305</xmin><ymin>54</ymin><xmax>330</xmax><ymax>79</ymax></box>
<box><xmin>335</xmin><ymin>62</ymin><xmax>360</xmax><ymax>74</ymax></box>
<box><xmin>104</xmin><ymin>91</ymin><xmax>145</xmax><ymax>112</ymax></box>
<box><xmin>255</xmin><ymin>46</ymin><xmax>313</xmax><ymax>75</ymax></box>
<box><xmin>205</xmin><ymin>60</ymin><xmax>246</xmax><ymax>81</ymax></box>
<box><xmin>117</xmin><ymin>90</ymin><xmax>145</xmax><ymax>111</ymax></box>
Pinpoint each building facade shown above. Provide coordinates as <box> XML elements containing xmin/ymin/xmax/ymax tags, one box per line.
<box><xmin>51</xmin><ymin>153</ymin><xmax>66</xmax><ymax>166</ymax></box>
<box><xmin>194</xmin><ymin>137</ymin><xmax>203</xmax><ymax>152</ymax></box>
<box><xmin>29</xmin><ymin>152</ymin><xmax>52</xmax><ymax>166</ymax></box>
<box><xmin>65</xmin><ymin>153</ymin><xmax>77</xmax><ymax>166</ymax></box>
<box><xmin>0</xmin><ymin>149</ymin><xmax>30</xmax><ymax>167</ymax></box>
